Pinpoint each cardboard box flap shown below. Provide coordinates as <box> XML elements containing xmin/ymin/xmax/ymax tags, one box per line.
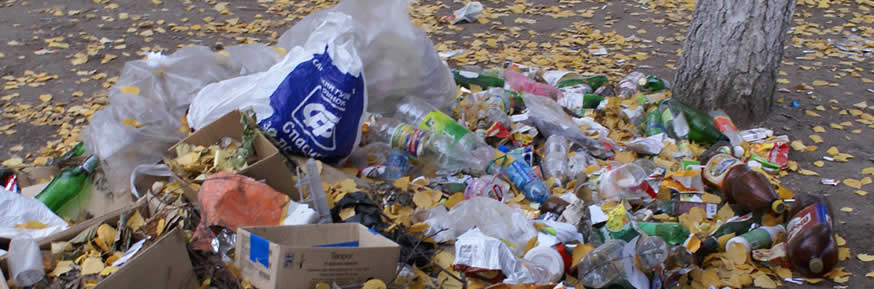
<box><xmin>95</xmin><ymin>227</ymin><xmax>197</xmax><ymax>289</ymax></box>
<box><xmin>241</xmin><ymin>224</ymin><xmax>396</xmax><ymax>248</ymax></box>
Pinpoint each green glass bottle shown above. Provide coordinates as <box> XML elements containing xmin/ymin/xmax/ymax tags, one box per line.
<box><xmin>638</xmin><ymin>75</ymin><xmax>670</xmax><ymax>93</ymax></box>
<box><xmin>636</xmin><ymin>222</ymin><xmax>690</xmax><ymax>246</ymax></box>
<box><xmin>50</xmin><ymin>142</ymin><xmax>85</xmax><ymax>165</ymax></box>
<box><xmin>35</xmin><ymin>156</ymin><xmax>98</xmax><ymax>213</ymax></box>
<box><xmin>452</xmin><ymin>69</ymin><xmax>505</xmax><ymax>89</ymax></box>
<box><xmin>644</xmin><ymin>108</ymin><xmax>665</xmax><ymax>136</ymax></box>
<box><xmin>674</xmin><ymin>101</ymin><xmax>723</xmax><ymax>145</ymax></box>
<box><xmin>583</xmin><ymin>74</ymin><xmax>609</xmax><ymax>91</ymax></box>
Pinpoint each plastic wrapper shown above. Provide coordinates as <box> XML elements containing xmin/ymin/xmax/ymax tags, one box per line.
<box><xmin>424</xmin><ymin>197</ymin><xmax>536</xmax><ymax>256</ymax></box>
<box><xmin>453</xmin><ymin>228</ymin><xmax>537</xmax><ymax>284</ymax></box>
<box><xmin>519</xmin><ymin>93</ymin><xmax>612</xmax><ymax>159</ymax></box>
<box><xmin>597</xmin><ymin>163</ymin><xmax>656</xmax><ymax>202</ymax></box>
<box><xmin>626</xmin><ymin>133</ymin><xmax>667</xmax><ymax>155</ymax></box>
<box><xmin>275</xmin><ymin>0</ymin><xmax>455</xmax><ymax>116</ymax></box>
<box><xmin>7</xmin><ymin>238</ymin><xmax>44</xmax><ymax>287</ymax></box>
<box><xmin>84</xmin><ymin>44</ymin><xmax>281</xmax><ymax>193</ymax></box>
<box><xmin>441</xmin><ymin>1</ymin><xmax>484</xmax><ymax>24</ymax></box>
<box><xmin>0</xmin><ymin>188</ymin><xmax>69</xmax><ymax>240</ymax></box>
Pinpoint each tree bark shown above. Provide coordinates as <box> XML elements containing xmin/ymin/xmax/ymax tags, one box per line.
<box><xmin>673</xmin><ymin>0</ymin><xmax>796</xmax><ymax>127</ymax></box>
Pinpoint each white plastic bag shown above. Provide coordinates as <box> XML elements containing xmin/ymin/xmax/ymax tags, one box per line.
<box><xmin>83</xmin><ymin>45</ymin><xmax>282</xmax><ymax>193</ymax></box>
<box><xmin>188</xmin><ymin>12</ymin><xmax>366</xmax><ymax>163</ymax></box>
<box><xmin>424</xmin><ymin>197</ymin><xmax>535</xmax><ymax>256</ymax></box>
<box><xmin>275</xmin><ymin>0</ymin><xmax>456</xmax><ymax>115</ymax></box>
<box><xmin>453</xmin><ymin>228</ymin><xmax>537</xmax><ymax>284</ymax></box>
<box><xmin>0</xmin><ymin>188</ymin><xmax>69</xmax><ymax>240</ymax></box>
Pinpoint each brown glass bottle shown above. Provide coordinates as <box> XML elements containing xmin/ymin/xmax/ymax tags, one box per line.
<box><xmin>540</xmin><ymin>195</ymin><xmax>570</xmax><ymax>216</ymax></box>
<box><xmin>701</xmin><ymin>154</ymin><xmax>785</xmax><ymax>214</ymax></box>
<box><xmin>786</xmin><ymin>192</ymin><xmax>838</xmax><ymax>277</ymax></box>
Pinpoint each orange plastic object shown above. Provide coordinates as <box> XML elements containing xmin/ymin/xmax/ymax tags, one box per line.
<box><xmin>192</xmin><ymin>172</ymin><xmax>289</xmax><ymax>250</ymax></box>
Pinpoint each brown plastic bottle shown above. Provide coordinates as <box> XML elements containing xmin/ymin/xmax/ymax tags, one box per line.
<box><xmin>701</xmin><ymin>154</ymin><xmax>785</xmax><ymax>214</ymax></box>
<box><xmin>786</xmin><ymin>192</ymin><xmax>838</xmax><ymax>277</ymax></box>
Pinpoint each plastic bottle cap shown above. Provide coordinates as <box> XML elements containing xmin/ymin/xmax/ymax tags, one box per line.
<box><xmin>809</xmin><ymin>258</ymin><xmax>824</xmax><ymax>273</ymax></box>
<box><xmin>771</xmin><ymin>200</ymin><xmax>786</xmax><ymax>214</ymax></box>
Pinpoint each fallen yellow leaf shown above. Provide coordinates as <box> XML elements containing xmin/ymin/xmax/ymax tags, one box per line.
<box><xmin>805</xmin><ymin>110</ymin><xmax>822</xmax><ymax>117</ymax></box>
<box><xmin>49</xmin><ymin>260</ymin><xmax>74</xmax><ymax>277</ymax></box>
<box><xmin>839</xmin><ymin>247</ymin><xmax>850</xmax><ymax>261</ymax></box>
<box><xmin>123</xmin><ymin>118</ymin><xmax>143</xmax><ymax>128</ymax></box>
<box><xmin>858</xmin><ymin>253</ymin><xmax>874</xmax><ymax>262</ymax></box>
<box><xmin>444</xmin><ymin>192</ymin><xmax>465</xmax><ymax>209</ymax></box>
<box><xmin>127</xmin><ymin>210</ymin><xmax>145</xmax><ymax>231</ymax></box>
<box><xmin>39</xmin><ymin>94</ymin><xmax>52</xmax><ymax>102</ymax></box>
<box><xmin>798</xmin><ymin>169</ymin><xmax>819</xmax><ymax>176</ymax></box>
<box><xmin>840</xmin><ymin>207</ymin><xmax>853</xmax><ymax>212</ymax></box>
<box><xmin>812</xmin><ymin>126</ymin><xmax>826</xmax><ymax>133</ymax></box>
<box><xmin>362</xmin><ymin>279</ymin><xmax>387</xmax><ymax>289</ymax></box>
<box><xmin>120</xmin><ymin>85</ymin><xmax>140</xmax><ymax>95</ymax></box>
<box><xmin>809</xmin><ymin>134</ymin><xmax>823</xmax><ymax>143</ymax></box>
<box><xmin>81</xmin><ymin>257</ymin><xmax>105</xmax><ymax>275</ymax></box>
<box><xmin>393</xmin><ymin>176</ymin><xmax>410</xmax><ymax>191</ymax></box>
<box><xmin>99</xmin><ymin>266</ymin><xmax>120</xmax><ymax>276</ymax></box>
<box><xmin>15</xmin><ymin>220</ymin><xmax>48</xmax><ymax>229</ymax></box>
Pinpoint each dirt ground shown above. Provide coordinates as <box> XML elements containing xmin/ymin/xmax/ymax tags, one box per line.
<box><xmin>1</xmin><ymin>0</ymin><xmax>872</xmax><ymax>288</ymax></box>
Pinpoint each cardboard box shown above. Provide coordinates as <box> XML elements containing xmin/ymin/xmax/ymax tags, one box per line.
<box><xmin>236</xmin><ymin>224</ymin><xmax>400</xmax><ymax>289</ymax></box>
<box><xmin>170</xmin><ymin>110</ymin><xmax>299</xmax><ymax>201</ymax></box>
<box><xmin>1</xmin><ymin>200</ymin><xmax>196</xmax><ymax>289</ymax></box>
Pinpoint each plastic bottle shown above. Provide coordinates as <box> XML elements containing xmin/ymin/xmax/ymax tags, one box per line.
<box><xmin>617</xmin><ymin>71</ymin><xmax>645</xmax><ymax>99</ymax></box>
<box><xmin>35</xmin><ymin>155</ymin><xmax>98</xmax><ymax>214</ymax></box>
<box><xmin>523</xmin><ymin>245</ymin><xmax>566</xmax><ymax>283</ymax></box>
<box><xmin>658</xmin><ymin>99</ymin><xmax>692</xmax><ymax>157</ymax></box>
<box><xmin>701</xmin><ymin>154</ymin><xmax>786</xmax><ymax>214</ymax></box>
<box><xmin>725</xmin><ymin>225</ymin><xmax>785</xmax><ymax>252</ymax></box>
<box><xmin>636</xmin><ymin>235</ymin><xmax>669</xmax><ymax>272</ymax></box>
<box><xmin>452</xmin><ymin>69</ymin><xmax>505</xmax><ymax>89</ymax></box>
<box><xmin>709</xmin><ymin>109</ymin><xmax>744</xmax><ymax>158</ymax></box>
<box><xmin>497</xmin><ymin>145</ymin><xmax>550</xmax><ymax>203</ymax></box>
<box><xmin>578</xmin><ymin>239</ymin><xmax>628</xmax><ymax>288</ymax></box>
<box><xmin>598</xmin><ymin>163</ymin><xmax>654</xmax><ymax>202</ymax></box>
<box><xmin>383</xmin><ymin>149</ymin><xmax>412</xmax><ymax>180</ymax></box>
<box><xmin>503</xmin><ymin>68</ymin><xmax>563</xmax><ymax>99</ymax></box>
<box><xmin>636</xmin><ymin>222</ymin><xmax>690</xmax><ymax>246</ymax></box>
<box><xmin>364</xmin><ymin>115</ymin><xmax>491</xmax><ymax>174</ymax></box>
<box><xmin>7</xmin><ymin>238</ymin><xmax>44</xmax><ymax>287</ymax></box>
<box><xmin>464</xmin><ymin>175</ymin><xmax>513</xmax><ymax>202</ymax></box>
<box><xmin>696</xmin><ymin>213</ymin><xmax>756</xmax><ymax>261</ymax></box>
<box><xmin>638</xmin><ymin>75</ymin><xmax>671</xmax><ymax>93</ymax></box>
<box><xmin>650</xmin><ymin>200</ymin><xmax>718</xmax><ymax>218</ymax></box>
<box><xmin>786</xmin><ymin>192</ymin><xmax>838</xmax><ymax>277</ymax></box>
<box><xmin>395</xmin><ymin>96</ymin><xmax>495</xmax><ymax>162</ymax></box>
<box><xmin>644</xmin><ymin>107</ymin><xmax>666</xmax><ymax>136</ymax></box>
<box><xmin>543</xmin><ymin>135</ymin><xmax>569</xmax><ymax>187</ymax></box>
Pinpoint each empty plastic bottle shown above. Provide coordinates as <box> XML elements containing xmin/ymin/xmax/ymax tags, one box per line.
<box><xmin>301</xmin><ymin>159</ymin><xmax>332</xmax><ymax>224</ymax></box>
<box><xmin>543</xmin><ymin>135</ymin><xmax>569</xmax><ymax>187</ymax></box>
<box><xmin>578</xmin><ymin>239</ymin><xmax>629</xmax><ymax>288</ymax></box>
<box><xmin>617</xmin><ymin>71</ymin><xmax>645</xmax><ymax>99</ymax></box>
<box><xmin>702</xmin><ymin>153</ymin><xmax>786</xmax><ymax>214</ymax></box>
<box><xmin>658</xmin><ymin>99</ymin><xmax>692</xmax><ymax>158</ymax></box>
<box><xmin>709</xmin><ymin>109</ymin><xmax>744</xmax><ymax>158</ymax></box>
<box><xmin>383</xmin><ymin>149</ymin><xmax>412</xmax><ymax>180</ymax></box>
<box><xmin>504</xmin><ymin>68</ymin><xmax>563</xmax><ymax>99</ymax></box>
<box><xmin>396</xmin><ymin>96</ymin><xmax>495</xmax><ymax>160</ymax></box>
<box><xmin>364</xmin><ymin>115</ymin><xmax>490</xmax><ymax>174</ymax></box>
<box><xmin>726</xmin><ymin>225</ymin><xmax>785</xmax><ymax>252</ymax></box>
<box><xmin>464</xmin><ymin>175</ymin><xmax>513</xmax><ymax>202</ymax></box>
<box><xmin>497</xmin><ymin>145</ymin><xmax>550</xmax><ymax>203</ymax></box>
<box><xmin>786</xmin><ymin>192</ymin><xmax>838</xmax><ymax>277</ymax></box>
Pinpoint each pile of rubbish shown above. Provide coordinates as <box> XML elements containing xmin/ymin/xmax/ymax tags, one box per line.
<box><xmin>0</xmin><ymin>0</ymin><xmax>844</xmax><ymax>289</ymax></box>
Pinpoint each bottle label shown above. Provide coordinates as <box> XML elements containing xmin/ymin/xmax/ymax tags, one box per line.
<box><xmin>391</xmin><ymin>124</ymin><xmax>426</xmax><ymax>157</ymax></box>
<box><xmin>358</xmin><ymin>165</ymin><xmax>386</xmax><ymax>178</ymax></box>
<box><xmin>740</xmin><ymin>228</ymin><xmax>775</xmax><ymax>250</ymax></box>
<box><xmin>702</xmin><ymin>154</ymin><xmax>741</xmax><ymax>187</ymax></box>
<box><xmin>421</xmin><ymin>111</ymin><xmax>470</xmax><ymax>141</ymax></box>
<box><xmin>712</xmin><ymin>116</ymin><xmax>737</xmax><ymax>133</ymax></box>
<box><xmin>504</xmin><ymin>160</ymin><xmax>536</xmax><ymax>187</ymax></box>
<box><xmin>661</xmin><ymin>109</ymin><xmax>674</xmax><ymax>123</ymax></box>
<box><xmin>786</xmin><ymin>203</ymin><xmax>831</xmax><ymax>243</ymax></box>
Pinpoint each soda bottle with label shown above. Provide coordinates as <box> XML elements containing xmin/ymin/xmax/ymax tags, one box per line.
<box><xmin>395</xmin><ymin>97</ymin><xmax>496</xmax><ymax>165</ymax></box>
<box><xmin>701</xmin><ymin>153</ymin><xmax>785</xmax><ymax>214</ymax></box>
<box><xmin>503</xmin><ymin>68</ymin><xmax>563</xmax><ymax>99</ymax></box>
<box><xmin>363</xmin><ymin>115</ymin><xmax>490</xmax><ymax>175</ymax></box>
<box><xmin>786</xmin><ymin>192</ymin><xmax>837</xmax><ymax>277</ymax></box>
<box><xmin>709</xmin><ymin>109</ymin><xmax>744</xmax><ymax>157</ymax></box>
<box><xmin>496</xmin><ymin>145</ymin><xmax>550</xmax><ymax>203</ymax></box>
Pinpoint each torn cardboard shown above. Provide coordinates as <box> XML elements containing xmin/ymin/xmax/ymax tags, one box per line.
<box><xmin>169</xmin><ymin>110</ymin><xmax>299</xmax><ymax>201</ymax></box>
<box><xmin>236</xmin><ymin>223</ymin><xmax>400</xmax><ymax>289</ymax></box>
<box><xmin>95</xmin><ymin>227</ymin><xmax>197</xmax><ymax>289</ymax></box>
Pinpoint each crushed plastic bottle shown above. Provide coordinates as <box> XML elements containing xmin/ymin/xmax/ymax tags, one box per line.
<box><xmin>617</xmin><ymin>71</ymin><xmax>645</xmax><ymax>99</ymax></box>
<box><xmin>496</xmin><ymin>145</ymin><xmax>550</xmax><ymax>203</ymax></box>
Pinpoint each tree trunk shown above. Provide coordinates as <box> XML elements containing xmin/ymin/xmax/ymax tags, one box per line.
<box><xmin>673</xmin><ymin>0</ymin><xmax>796</xmax><ymax>127</ymax></box>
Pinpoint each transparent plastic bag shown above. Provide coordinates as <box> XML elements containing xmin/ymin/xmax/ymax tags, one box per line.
<box><xmin>276</xmin><ymin>0</ymin><xmax>456</xmax><ymax>114</ymax></box>
<box><xmin>453</xmin><ymin>228</ymin><xmax>537</xmax><ymax>284</ymax></box>
<box><xmin>519</xmin><ymin>93</ymin><xmax>613</xmax><ymax>159</ymax></box>
<box><xmin>83</xmin><ymin>45</ymin><xmax>281</xmax><ymax>193</ymax></box>
<box><xmin>424</xmin><ymin>197</ymin><xmax>535</xmax><ymax>256</ymax></box>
